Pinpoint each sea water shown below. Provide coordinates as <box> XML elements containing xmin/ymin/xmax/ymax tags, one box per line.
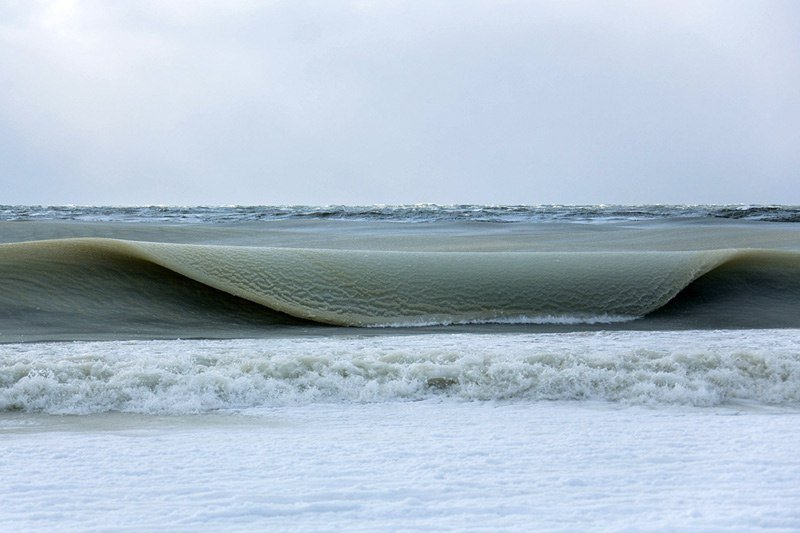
<box><xmin>1</xmin><ymin>205</ymin><xmax>799</xmax><ymax>530</ymax></box>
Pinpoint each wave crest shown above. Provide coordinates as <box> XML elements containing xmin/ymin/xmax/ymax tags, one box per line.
<box><xmin>1</xmin><ymin>238</ymin><xmax>800</xmax><ymax>337</ymax></box>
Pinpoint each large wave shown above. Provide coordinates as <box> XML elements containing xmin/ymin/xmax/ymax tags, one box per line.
<box><xmin>2</xmin><ymin>238</ymin><xmax>800</xmax><ymax>339</ymax></box>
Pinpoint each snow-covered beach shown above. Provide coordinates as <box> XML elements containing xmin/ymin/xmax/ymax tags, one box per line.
<box><xmin>3</xmin><ymin>400</ymin><xmax>799</xmax><ymax>531</ymax></box>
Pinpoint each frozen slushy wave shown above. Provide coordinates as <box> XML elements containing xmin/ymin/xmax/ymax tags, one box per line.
<box><xmin>2</xmin><ymin>330</ymin><xmax>799</xmax><ymax>414</ymax></box>
<box><xmin>6</xmin><ymin>237</ymin><xmax>797</xmax><ymax>327</ymax></box>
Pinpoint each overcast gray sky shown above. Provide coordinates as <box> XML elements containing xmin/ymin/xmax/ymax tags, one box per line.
<box><xmin>1</xmin><ymin>0</ymin><xmax>798</xmax><ymax>205</ymax></box>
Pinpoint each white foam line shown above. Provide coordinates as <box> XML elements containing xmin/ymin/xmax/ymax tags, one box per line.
<box><xmin>366</xmin><ymin>314</ymin><xmax>640</xmax><ymax>327</ymax></box>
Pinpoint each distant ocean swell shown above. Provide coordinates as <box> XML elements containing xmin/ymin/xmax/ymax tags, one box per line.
<box><xmin>2</xmin><ymin>238</ymin><xmax>800</xmax><ymax>332</ymax></box>
<box><xmin>2</xmin><ymin>332</ymin><xmax>799</xmax><ymax>414</ymax></box>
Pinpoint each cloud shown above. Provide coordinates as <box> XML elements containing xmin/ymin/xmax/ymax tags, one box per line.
<box><xmin>1</xmin><ymin>0</ymin><xmax>798</xmax><ymax>204</ymax></box>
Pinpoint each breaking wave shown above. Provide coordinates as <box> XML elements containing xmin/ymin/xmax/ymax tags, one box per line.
<box><xmin>2</xmin><ymin>331</ymin><xmax>799</xmax><ymax>414</ymax></box>
<box><xmin>2</xmin><ymin>238</ymin><xmax>800</xmax><ymax>335</ymax></box>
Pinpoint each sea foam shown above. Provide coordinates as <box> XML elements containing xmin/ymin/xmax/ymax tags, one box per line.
<box><xmin>2</xmin><ymin>330</ymin><xmax>799</xmax><ymax>414</ymax></box>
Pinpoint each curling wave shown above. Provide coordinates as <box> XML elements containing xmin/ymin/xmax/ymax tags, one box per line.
<box><xmin>1</xmin><ymin>238</ymin><xmax>800</xmax><ymax>339</ymax></box>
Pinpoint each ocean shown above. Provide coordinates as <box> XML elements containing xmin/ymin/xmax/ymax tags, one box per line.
<box><xmin>2</xmin><ymin>205</ymin><xmax>800</xmax><ymax>530</ymax></box>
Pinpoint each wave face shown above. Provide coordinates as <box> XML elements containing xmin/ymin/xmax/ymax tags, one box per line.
<box><xmin>2</xmin><ymin>209</ymin><xmax>800</xmax><ymax>341</ymax></box>
<box><xmin>2</xmin><ymin>331</ymin><xmax>799</xmax><ymax>413</ymax></box>
<box><xmin>2</xmin><ymin>238</ymin><xmax>800</xmax><ymax>337</ymax></box>
<box><xmin>1</xmin><ymin>237</ymin><xmax>800</xmax><ymax>341</ymax></box>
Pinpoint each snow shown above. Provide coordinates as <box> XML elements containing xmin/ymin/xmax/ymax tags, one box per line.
<box><xmin>2</xmin><ymin>401</ymin><xmax>799</xmax><ymax>531</ymax></box>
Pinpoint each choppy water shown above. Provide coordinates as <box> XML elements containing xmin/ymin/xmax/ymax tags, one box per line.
<box><xmin>2</xmin><ymin>204</ymin><xmax>800</xmax><ymax>223</ymax></box>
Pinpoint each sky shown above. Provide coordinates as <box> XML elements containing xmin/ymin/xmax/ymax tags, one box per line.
<box><xmin>1</xmin><ymin>0</ymin><xmax>799</xmax><ymax>206</ymax></box>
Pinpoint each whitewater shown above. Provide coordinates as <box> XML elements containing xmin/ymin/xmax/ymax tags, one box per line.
<box><xmin>2</xmin><ymin>205</ymin><xmax>800</xmax><ymax>530</ymax></box>
<box><xmin>3</xmin><ymin>330</ymin><xmax>800</xmax><ymax>413</ymax></box>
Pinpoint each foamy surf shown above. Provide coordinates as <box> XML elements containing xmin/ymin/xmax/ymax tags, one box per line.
<box><xmin>3</xmin><ymin>330</ymin><xmax>799</xmax><ymax>414</ymax></box>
